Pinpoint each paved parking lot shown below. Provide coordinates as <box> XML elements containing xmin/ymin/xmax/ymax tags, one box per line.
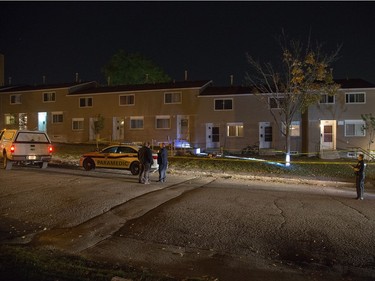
<box><xmin>1</xmin><ymin>165</ymin><xmax>375</xmax><ymax>281</ymax></box>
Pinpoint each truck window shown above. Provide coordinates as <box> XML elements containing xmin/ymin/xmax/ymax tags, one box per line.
<box><xmin>15</xmin><ymin>132</ymin><xmax>50</xmax><ymax>143</ymax></box>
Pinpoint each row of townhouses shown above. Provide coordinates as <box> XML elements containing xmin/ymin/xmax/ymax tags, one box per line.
<box><xmin>0</xmin><ymin>77</ymin><xmax>374</xmax><ymax>158</ymax></box>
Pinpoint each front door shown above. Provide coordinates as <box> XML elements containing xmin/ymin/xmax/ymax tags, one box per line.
<box><xmin>38</xmin><ymin>112</ymin><xmax>47</xmax><ymax>132</ymax></box>
<box><xmin>112</xmin><ymin>117</ymin><xmax>124</xmax><ymax>142</ymax></box>
<box><xmin>320</xmin><ymin>120</ymin><xmax>336</xmax><ymax>150</ymax></box>
<box><xmin>206</xmin><ymin>123</ymin><xmax>220</xmax><ymax>149</ymax></box>
<box><xmin>259</xmin><ymin>122</ymin><xmax>272</xmax><ymax>149</ymax></box>
<box><xmin>177</xmin><ymin>115</ymin><xmax>189</xmax><ymax>140</ymax></box>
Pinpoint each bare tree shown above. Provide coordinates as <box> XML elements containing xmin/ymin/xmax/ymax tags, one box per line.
<box><xmin>245</xmin><ymin>32</ymin><xmax>341</xmax><ymax>165</ymax></box>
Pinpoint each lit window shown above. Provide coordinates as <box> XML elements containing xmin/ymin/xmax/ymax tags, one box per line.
<box><xmin>43</xmin><ymin>92</ymin><xmax>56</xmax><ymax>102</ymax></box>
<box><xmin>165</xmin><ymin>92</ymin><xmax>182</xmax><ymax>104</ymax></box>
<box><xmin>156</xmin><ymin>115</ymin><xmax>171</xmax><ymax>129</ymax></box>
<box><xmin>227</xmin><ymin>122</ymin><xmax>244</xmax><ymax>137</ymax></box>
<box><xmin>345</xmin><ymin>120</ymin><xmax>365</xmax><ymax>136</ymax></box>
<box><xmin>282</xmin><ymin>121</ymin><xmax>300</xmax><ymax>137</ymax></box>
<box><xmin>130</xmin><ymin>116</ymin><xmax>144</xmax><ymax>129</ymax></box>
<box><xmin>346</xmin><ymin>92</ymin><xmax>365</xmax><ymax>104</ymax></box>
<box><xmin>4</xmin><ymin>113</ymin><xmax>17</xmax><ymax>125</ymax></box>
<box><xmin>79</xmin><ymin>97</ymin><xmax>93</xmax><ymax>107</ymax></box>
<box><xmin>215</xmin><ymin>99</ymin><xmax>233</xmax><ymax>110</ymax></box>
<box><xmin>119</xmin><ymin>95</ymin><xmax>135</xmax><ymax>106</ymax></box>
<box><xmin>72</xmin><ymin>118</ymin><xmax>84</xmax><ymax>130</ymax></box>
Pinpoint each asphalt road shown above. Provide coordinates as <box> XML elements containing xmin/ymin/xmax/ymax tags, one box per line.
<box><xmin>0</xmin><ymin>164</ymin><xmax>375</xmax><ymax>281</ymax></box>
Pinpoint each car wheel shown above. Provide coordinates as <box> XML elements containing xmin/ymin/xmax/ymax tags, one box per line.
<box><xmin>130</xmin><ymin>161</ymin><xmax>140</xmax><ymax>175</ymax></box>
<box><xmin>3</xmin><ymin>153</ymin><xmax>12</xmax><ymax>170</ymax></box>
<box><xmin>83</xmin><ymin>158</ymin><xmax>95</xmax><ymax>171</ymax></box>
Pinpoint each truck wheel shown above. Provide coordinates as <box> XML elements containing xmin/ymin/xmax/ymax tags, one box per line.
<box><xmin>130</xmin><ymin>161</ymin><xmax>140</xmax><ymax>175</ymax></box>
<box><xmin>83</xmin><ymin>158</ymin><xmax>95</xmax><ymax>171</ymax></box>
<box><xmin>3</xmin><ymin>154</ymin><xmax>12</xmax><ymax>170</ymax></box>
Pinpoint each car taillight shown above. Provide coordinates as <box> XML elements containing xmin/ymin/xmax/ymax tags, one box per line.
<box><xmin>48</xmin><ymin>146</ymin><xmax>53</xmax><ymax>153</ymax></box>
<box><xmin>10</xmin><ymin>145</ymin><xmax>15</xmax><ymax>153</ymax></box>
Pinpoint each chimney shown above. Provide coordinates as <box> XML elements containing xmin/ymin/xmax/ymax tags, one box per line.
<box><xmin>230</xmin><ymin>75</ymin><xmax>234</xmax><ymax>86</ymax></box>
<box><xmin>43</xmin><ymin>75</ymin><xmax>46</xmax><ymax>84</ymax></box>
<box><xmin>75</xmin><ymin>72</ymin><xmax>79</xmax><ymax>83</ymax></box>
<box><xmin>184</xmin><ymin>70</ymin><xmax>188</xmax><ymax>81</ymax></box>
<box><xmin>107</xmin><ymin>76</ymin><xmax>111</xmax><ymax>86</ymax></box>
<box><xmin>8</xmin><ymin>76</ymin><xmax>12</xmax><ymax>85</ymax></box>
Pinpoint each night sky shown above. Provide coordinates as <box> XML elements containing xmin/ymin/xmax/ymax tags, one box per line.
<box><xmin>1</xmin><ymin>1</ymin><xmax>375</xmax><ymax>86</ymax></box>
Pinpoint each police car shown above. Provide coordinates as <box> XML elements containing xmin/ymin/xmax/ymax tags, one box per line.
<box><xmin>79</xmin><ymin>144</ymin><xmax>158</xmax><ymax>175</ymax></box>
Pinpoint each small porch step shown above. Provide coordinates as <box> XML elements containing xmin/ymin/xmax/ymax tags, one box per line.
<box><xmin>319</xmin><ymin>150</ymin><xmax>340</xmax><ymax>159</ymax></box>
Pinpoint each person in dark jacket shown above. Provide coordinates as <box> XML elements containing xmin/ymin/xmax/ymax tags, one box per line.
<box><xmin>138</xmin><ymin>142</ymin><xmax>153</xmax><ymax>184</ymax></box>
<box><xmin>157</xmin><ymin>142</ymin><xmax>168</xmax><ymax>182</ymax></box>
<box><xmin>352</xmin><ymin>153</ymin><xmax>365</xmax><ymax>200</ymax></box>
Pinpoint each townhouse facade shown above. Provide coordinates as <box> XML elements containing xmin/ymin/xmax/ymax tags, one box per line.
<box><xmin>0</xmin><ymin>78</ymin><xmax>374</xmax><ymax>158</ymax></box>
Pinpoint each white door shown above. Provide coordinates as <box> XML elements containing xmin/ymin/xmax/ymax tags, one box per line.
<box><xmin>177</xmin><ymin>115</ymin><xmax>189</xmax><ymax>140</ymax></box>
<box><xmin>38</xmin><ymin>112</ymin><xmax>47</xmax><ymax>132</ymax></box>
<box><xmin>259</xmin><ymin>122</ymin><xmax>272</xmax><ymax>149</ymax></box>
<box><xmin>112</xmin><ymin>117</ymin><xmax>124</xmax><ymax>142</ymax></box>
<box><xmin>320</xmin><ymin>120</ymin><xmax>336</xmax><ymax>150</ymax></box>
<box><xmin>206</xmin><ymin>123</ymin><xmax>220</xmax><ymax>149</ymax></box>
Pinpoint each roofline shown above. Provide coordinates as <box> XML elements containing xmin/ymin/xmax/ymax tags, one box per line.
<box><xmin>0</xmin><ymin>81</ymin><xmax>97</xmax><ymax>93</ymax></box>
<box><xmin>68</xmin><ymin>80</ymin><xmax>213</xmax><ymax>96</ymax></box>
<box><xmin>338</xmin><ymin>87</ymin><xmax>375</xmax><ymax>91</ymax></box>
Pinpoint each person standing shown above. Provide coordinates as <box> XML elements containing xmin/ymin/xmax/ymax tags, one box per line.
<box><xmin>157</xmin><ymin>142</ymin><xmax>168</xmax><ymax>182</ymax></box>
<box><xmin>138</xmin><ymin>142</ymin><xmax>153</xmax><ymax>184</ymax></box>
<box><xmin>352</xmin><ymin>153</ymin><xmax>365</xmax><ymax>200</ymax></box>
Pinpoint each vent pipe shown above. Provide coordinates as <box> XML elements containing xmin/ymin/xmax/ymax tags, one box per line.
<box><xmin>8</xmin><ymin>77</ymin><xmax>12</xmax><ymax>85</ymax></box>
<box><xmin>75</xmin><ymin>72</ymin><xmax>79</xmax><ymax>83</ymax></box>
<box><xmin>43</xmin><ymin>75</ymin><xmax>46</xmax><ymax>84</ymax></box>
<box><xmin>230</xmin><ymin>75</ymin><xmax>234</xmax><ymax>86</ymax></box>
<box><xmin>184</xmin><ymin>70</ymin><xmax>188</xmax><ymax>81</ymax></box>
<box><xmin>107</xmin><ymin>76</ymin><xmax>111</xmax><ymax>86</ymax></box>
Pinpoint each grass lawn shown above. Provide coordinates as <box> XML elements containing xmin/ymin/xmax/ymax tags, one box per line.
<box><xmin>52</xmin><ymin>142</ymin><xmax>374</xmax><ymax>183</ymax></box>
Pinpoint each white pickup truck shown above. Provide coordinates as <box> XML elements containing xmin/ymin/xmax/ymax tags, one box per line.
<box><xmin>0</xmin><ymin>129</ymin><xmax>53</xmax><ymax>170</ymax></box>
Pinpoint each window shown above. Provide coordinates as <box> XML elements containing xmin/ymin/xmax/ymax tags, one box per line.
<box><xmin>282</xmin><ymin>121</ymin><xmax>300</xmax><ymax>137</ymax></box>
<box><xmin>165</xmin><ymin>92</ymin><xmax>182</xmax><ymax>104</ymax></box>
<box><xmin>43</xmin><ymin>92</ymin><xmax>56</xmax><ymax>102</ymax></box>
<box><xmin>79</xmin><ymin>97</ymin><xmax>93</xmax><ymax>107</ymax></box>
<box><xmin>345</xmin><ymin>120</ymin><xmax>365</xmax><ymax>137</ymax></box>
<box><xmin>130</xmin><ymin>116</ymin><xmax>144</xmax><ymax>129</ymax></box>
<box><xmin>346</xmin><ymin>92</ymin><xmax>365</xmax><ymax>104</ymax></box>
<box><xmin>320</xmin><ymin>94</ymin><xmax>335</xmax><ymax>104</ymax></box>
<box><xmin>119</xmin><ymin>95</ymin><xmax>135</xmax><ymax>106</ymax></box>
<box><xmin>4</xmin><ymin>113</ymin><xmax>17</xmax><ymax>125</ymax></box>
<box><xmin>156</xmin><ymin>115</ymin><xmax>171</xmax><ymax>129</ymax></box>
<box><xmin>10</xmin><ymin>94</ymin><xmax>22</xmax><ymax>104</ymax></box>
<box><xmin>269</xmin><ymin>97</ymin><xmax>285</xmax><ymax>109</ymax></box>
<box><xmin>214</xmin><ymin>99</ymin><xmax>233</xmax><ymax>110</ymax></box>
<box><xmin>52</xmin><ymin>112</ymin><xmax>63</xmax><ymax>123</ymax></box>
<box><xmin>72</xmin><ymin>118</ymin><xmax>84</xmax><ymax>131</ymax></box>
<box><xmin>227</xmin><ymin>122</ymin><xmax>244</xmax><ymax>137</ymax></box>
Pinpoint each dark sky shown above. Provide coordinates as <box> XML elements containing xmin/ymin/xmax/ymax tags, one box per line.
<box><xmin>1</xmin><ymin>1</ymin><xmax>375</xmax><ymax>86</ymax></box>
